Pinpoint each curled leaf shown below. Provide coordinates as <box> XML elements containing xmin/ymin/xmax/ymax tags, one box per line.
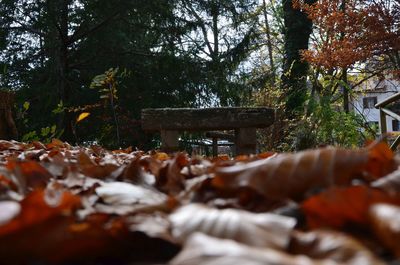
<box><xmin>170</xmin><ymin>233</ymin><xmax>333</xmax><ymax>265</ymax></box>
<box><xmin>170</xmin><ymin>203</ymin><xmax>296</xmax><ymax>249</ymax></box>
<box><xmin>0</xmin><ymin>201</ymin><xmax>20</xmax><ymax>226</ymax></box>
<box><xmin>95</xmin><ymin>182</ymin><xmax>167</xmax><ymax>207</ymax></box>
<box><xmin>371</xmin><ymin>170</ymin><xmax>400</xmax><ymax>196</ymax></box>
<box><xmin>7</xmin><ymin>160</ymin><xmax>53</xmax><ymax>191</ymax></box>
<box><xmin>212</xmin><ymin>145</ymin><xmax>394</xmax><ymax>201</ymax></box>
<box><xmin>0</xmin><ymin>189</ymin><xmax>81</xmax><ymax>237</ymax></box>
<box><xmin>290</xmin><ymin>229</ymin><xmax>384</xmax><ymax>265</ymax></box>
<box><xmin>369</xmin><ymin>203</ymin><xmax>400</xmax><ymax>257</ymax></box>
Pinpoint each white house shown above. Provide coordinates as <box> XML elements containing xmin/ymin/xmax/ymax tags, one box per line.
<box><xmin>351</xmin><ymin>74</ymin><xmax>400</xmax><ymax>132</ymax></box>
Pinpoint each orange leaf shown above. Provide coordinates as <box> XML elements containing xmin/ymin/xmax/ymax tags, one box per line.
<box><xmin>301</xmin><ymin>186</ymin><xmax>400</xmax><ymax>229</ymax></box>
<box><xmin>7</xmin><ymin>160</ymin><xmax>54</xmax><ymax>190</ymax></box>
<box><xmin>0</xmin><ymin>189</ymin><xmax>81</xmax><ymax>236</ymax></box>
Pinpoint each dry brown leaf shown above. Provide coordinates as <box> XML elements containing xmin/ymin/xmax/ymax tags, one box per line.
<box><xmin>96</xmin><ymin>181</ymin><xmax>166</xmax><ymax>205</ymax></box>
<box><xmin>45</xmin><ymin>138</ymin><xmax>68</xmax><ymax>149</ymax></box>
<box><xmin>127</xmin><ymin>212</ymin><xmax>176</xmax><ymax>243</ymax></box>
<box><xmin>212</xmin><ymin>143</ymin><xmax>395</xmax><ymax>201</ymax></box>
<box><xmin>369</xmin><ymin>203</ymin><xmax>400</xmax><ymax>257</ymax></box>
<box><xmin>6</xmin><ymin>160</ymin><xmax>54</xmax><ymax>192</ymax></box>
<box><xmin>290</xmin><ymin>229</ymin><xmax>384</xmax><ymax>265</ymax></box>
<box><xmin>372</xmin><ymin>170</ymin><xmax>400</xmax><ymax>196</ymax></box>
<box><xmin>78</xmin><ymin>152</ymin><xmax>119</xmax><ymax>179</ymax></box>
<box><xmin>169</xmin><ymin>203</ymin><xmax>296</xmax><ymax>249</ymax></box>
<box><xmin>156</xmin><ymin>153</ymin><xmax>188</xmax><ymax>195</ymax></box>
<box><xmin>0</xmin><ymin>140</ymin><xmax>25</xmax><ymax>151</ymax></box>
<box><xmin>170</xmin><ymin>233</ymin><xmax>335</xmax><ymax>265</ymax></box>
<box><xmin>0</xmin><ymin>189</ymin><xmax>81</xmax><ymax>236</ymax></box>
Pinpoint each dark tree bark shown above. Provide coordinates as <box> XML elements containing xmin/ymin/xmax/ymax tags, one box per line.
<box><xmin>0</xmin><ymin>91</ymin><xmax>18</xmax><ymax>140</ymax></box>
<box><xmin>282</xmin><ymin>0</ymin><xmax>317</xmax><ymax>115</ymax></box>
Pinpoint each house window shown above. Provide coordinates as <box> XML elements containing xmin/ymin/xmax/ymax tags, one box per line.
<box><xmin>393</xmin><ymin>120</ymin><xmax>400</xmax><ymax>131</ymax></box>
<box><xmin>363</xmin><ymin>97</ymin><xmax>377</xmax><ymax>109</ymax></box>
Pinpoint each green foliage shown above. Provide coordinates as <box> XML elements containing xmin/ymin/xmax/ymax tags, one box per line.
<box><xmin>89</xmin><ymin>68</ymin><xmax>121</xmax><ymax>146</ymax></box>
<box><xmin>52</xmin><ymin>101</ymin><xmax>65</xmax><ymax>115</ymax></box>
<box><xmin>1</xmin><ymin>0</ymin><xmax>261</xmax><ymax>148</ymax></box>
<box><xmin>90</xmin><ymin>68</ymin><xmax>119</xmax><ymax>101</ymax></box>
<box><xmin>18</xmin><ymin>101</ymin><xmax>63</xmax><ymax>143</ymax></box>
<box><xmin>290</xmin><ymin>97</ymin><xmax>375</xmax><ymax>150</ymax></box>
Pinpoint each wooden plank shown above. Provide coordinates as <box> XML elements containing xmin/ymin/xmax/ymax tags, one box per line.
<box><xmin>390</xmin><ymin>134</ymin><xmax>400</xmax><ymax>151</ymax></box>
<box><xmin>381</xmin><ymin>107</ymin><xmax>400</xmax><ymax>122</ymax></box>
<box><xmin>380</xmin><ymin>109</ymin><xmax>387</xmax><ymax>134</ymax></box>
<box><xmin>142</xmin><ymin>107</ymin><xmax>275</xmax><ymax>131</ymax></box>
<box><xmin>205</xmin><ymin>131</ymin><xmax>235</xmax><ymax>141</ymax></box>
<box><xmin>375</xmin><ymin>92</ymin><xmax>400</xmax><ymax>108</ymax></box>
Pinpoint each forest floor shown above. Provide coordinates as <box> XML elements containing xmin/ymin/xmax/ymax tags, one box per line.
<box><xmin>0</xmin><ymin>139</ymin><xmax>399</xmax><ymax>264</ymax></box>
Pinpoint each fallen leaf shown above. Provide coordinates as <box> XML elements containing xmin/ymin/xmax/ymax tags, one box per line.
<box><xmin>301</xmin><ymin>185</ymin><xmax>400</xmax><ymax>228</ymax></box>
<box><xmin>0</xmin><ymin>189</ymin><xmax>81</xmax><ymax>237</ymax></box>
<box><xmin>371</xmin><ymin>169</ymin><xmax>400</xmax><ymax>196</ymax></box>
<box><xmin>95</xmin><ymin>181</ymin><xmax>167</xmax><ymax>207</ymax></box>
<box><xmin>127</xmin><ymin>212</ymin><xmax>176</xmax><ymax>243</ymax></box>
<box><xmin>0</xmin><ymin>201</ymin><xmax>20</xmax><ymax>226</ymax></box>
<box><xmin>0</xmin><ymin>140</ymin><xmax>25</xmax><ymax>151</ymax></box>
<box><xmin>78</xmin><ymin>152</ymin><xmax>119</xmax><ymax>179</ymax></box>
<box><xmin>212</xmin><ymin>144</ymin><xmax>395</xmax><ymax>201</ymax></box>
<box><xmin>170</xmin><ymin>203</ymin><xmax>296</xmax><ymax>249</ymax></box>
<box><xmin>290</xmin><ymin>229</ymin><xmax>384</xmax><ymax>265</ymax></box>
<box><xmin>369</xmin><ymin>203</ymin><xmax>400</xmax><ymax>257</ymax></box>
<box><xmin>170</xmin><ymin>233</ymin><xmax>335</xmax><ymax>265</ymax></box>
<box><xmin>45</xmin><ymin>138</ymin><xmax>67</xmax><ymax>149</ymax></box>
<box><xmin>156</xmin><ymin>153</ymin><xmax>188</xmax><ymax>195</ymax></box>
<box><xmin>6</xmin><ymin>160</ymin><xmax>54</xmax><ymax>192</ymax></box>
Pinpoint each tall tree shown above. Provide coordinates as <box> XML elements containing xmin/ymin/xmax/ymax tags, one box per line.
<box><xmin>297</xmin><ymin>0</ymin><xmax>400</xmax><ymax>69</ymax></box>
<box><xmin>176</xmin><ymin>0</ymin><xmax>259</xmax><ymax>106</ymax></box>
<box><xmin>295</xmin><ymin>0</ymin><xmax>400</xmax><ymax>110</ymax></box>
<box><xmin>1</xmin><ymin>0</ymin><xmax>262</xmax><ymax>147</ymax></box>
<box><xmin>282</xmin><ymin>0</ymin><xmax>317</xmax><ymax>114</ymax></box>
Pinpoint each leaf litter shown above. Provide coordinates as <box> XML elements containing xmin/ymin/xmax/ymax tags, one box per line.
<box><xmin>0</xmin><ymin>140</ymin><xmax>399</xmax><ymax>264</ymax></box>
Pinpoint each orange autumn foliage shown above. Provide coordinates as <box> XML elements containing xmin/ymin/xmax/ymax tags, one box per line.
<box><xmin>294</xmin><ymin>0</ymin><xmax>400</xmax><ymax>69</ymax></box>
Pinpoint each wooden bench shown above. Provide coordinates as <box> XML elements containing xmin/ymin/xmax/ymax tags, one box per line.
<box><xmin>141</xmin><ymin>107</ymin><xmax>275</xmax><ymax>155</ymax></box>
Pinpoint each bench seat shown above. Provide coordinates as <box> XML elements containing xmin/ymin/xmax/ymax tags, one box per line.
<box><xmin>141</xmin><ymin>107</ymin><xmax>275</xmax><ymax>155</ymax></box>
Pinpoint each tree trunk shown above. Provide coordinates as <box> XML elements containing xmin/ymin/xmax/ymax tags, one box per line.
<box><xmin>52</xmin><ymin>0</ymin><xmax>74</xmax><ymax>141</ymax></box>
<box><xmin>262</xmin><ymin>0</ymin><xmax>275</xmax><ymax>85</ymax></box>
<box><xmin>342</xmin><ymin>68</ymin><xmax>349</xmax><ymax>112</ymax></box>
<box><xmin>0</xmin><ymin>91</ymin><xmax>18</xmax><ymax>140</ymax></box>
<box><xmin>340</xmin><ymin>0</ymin><xmax>350</xmax><ymax>113</ymax></box>
<box><xmin>282</xmin><ymin>0</ymin><xmax>316</xmax><ymax>115</ymax></box>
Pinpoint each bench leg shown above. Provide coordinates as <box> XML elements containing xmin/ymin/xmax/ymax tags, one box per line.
<box><xmin>160</xmin><ymin>130</ymin><xmax>179</xmax><ymax>152</ymax></box>
<box><xmin>212</xmin><ymin>137</ymin><xmax>218</xmax><ymax>157</ymax></box>
<box><xmin>235</xmin><ymin>128</ymin><xmax>257</xmax><ymax>155</ymax></box>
